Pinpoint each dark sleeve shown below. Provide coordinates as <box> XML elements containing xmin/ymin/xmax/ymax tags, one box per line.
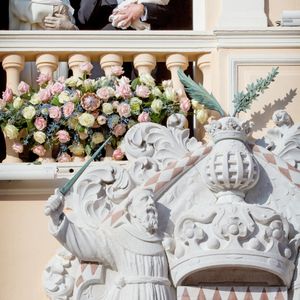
<box><xmin>143</xmin><ymin>2</ymin><xmax>172</xmax><ymax>30</ymax></box>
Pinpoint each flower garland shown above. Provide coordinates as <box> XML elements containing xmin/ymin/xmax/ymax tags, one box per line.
<box><xmin>0</xmin><ymin>64</ymin><xmax>209</xmax><ymax>162</ymax></box>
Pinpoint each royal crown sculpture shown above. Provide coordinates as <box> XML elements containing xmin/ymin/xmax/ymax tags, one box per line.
<box><xmin>43</xmin><ymin>68</ymin><xmax>300</xmax><ymax>300</ymax></box>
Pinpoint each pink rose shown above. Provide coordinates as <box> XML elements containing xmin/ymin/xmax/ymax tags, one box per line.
<box><xmin>63</xmin><ymin>102</ymin><xmax>75</xmax><ymax>118</ymax></box>
<box><xmin>38</xmin><ymin>88</ymin><xmax>52</xmax><ymax>102</ymax></box>
<box><xmin>50</xmin><ymin>82</ymin><xmax>65</xmax><ymax>94</ymax></box>
<box><xmin>180</xmin><ymin>97</ymin><xmax>191</xmax><ymax>113</ymax></box>
<box><xmin>116</xmin><ymin>83</ymin><xmax>132</xmax><ymax>99</ymax></box>
<box><xmin>117</xmin><ymin>103</ymin><xmax>131</xmax><ymax>118</ymax></box>
<box><xmin>2</xmin><ymin>88</ymin><xmax>13</xmax><ymax>102</ymax></box>
<box><xmin>111</xmin><ymin>66</ymin><xmax>124</xmax><ymax>76</ymax></box>
<box><xmin>12</xmin><ymin>142</ymin><xmax>24</xmax><ymax>154</ymax></box>
<box><xmin>36</xmin><ymin>73</ymin><xmax>51</xmax><ymax>85</ymax></box>
<box><xmin>48</xmin><ymin>106</ymin><xmax>62</xmax><ymax>120</ymax></box>
<box><xmin>97</xmin><ymin>115</ymin><xmax>107</xmax><ymax>125</ymax></box>
<box><xmin>32</xmin><ymin>145</ymin><xmax>46</xmax><ymax>157</ymax></box>
<box><xmin>57</xmin><ymin>152</ymin><xmax>72</xmax><ymax>163</ymax></box>
<box><xmin>112</xmin><ymin>148</ymin><xmax>124</xmax><ymax>160</ymax></box>
<box><xmin>34</xmin><ymin>117</ymin><xmax>47</xmax><ymax>130</ymax></box>
<box><xmin>96</xmin><ymin>87</ymin><xmax>111</xmax><ymax>101</ymax></box>
<box><xmin>136</xmin><ymin>85</ymin><xmax>150</xmax><ymax>98</ymax></box>
<box><xmin>79</xmin><ymin>62</ymin><xmax>93</xmax><ymax>75</ymax></box>
<box><xmin>138</xmin><ymin>111</ymin><xmax>150</xmax><ymax>123</ymax></box>
<box><xmin>56</xmin><ymin>130</ymin><xmax>70</xmax><ymax>143</ymax></box>
<box><xmin>113</xmin><ymin>123</ymin><xmax>126</xmax><ymax>137</ymax></box>
<box><xmin>18</xmin><ymin>81</ymin><xmax>30</xmax><ymax>95</ymax></box>
<box><xmin>112</xmin><ymin>101</ymin><xmax>119</xmax><ymax>109</ymax></box>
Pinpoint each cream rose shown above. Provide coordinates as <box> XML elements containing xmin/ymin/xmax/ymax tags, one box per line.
<box><xmin>58</xmin><ymin>91</ymin><xmax>71</xmax><ymax>104</ymax></box>
<box><xmin>151</xmin><ymin>99</ymin><xmax>163</xmax><ymax>114</ymax></box>
<box><xmin>102</xmin><ymin>103</ymin><xmax>114</xmax><ymax>115</ymax></box>
<box><xmin>30</xmin><ymin>93</ymin><xmax>42</xmax><ymax>105</ymax></box>
<box><xmin>196</xmin><ymin>108</ymin><xmax>208</xmax><ymax>124</ymax></box>
<box><xmin>78</xmin><ymin>112</ymin><xmax>95</xmax><ymax>127</ymax></box>
<box><xmin>22</xmin><ymin>105</ymin><xmax>36</xmax><ymax>120</ymax></box>
<box><xmin>33</xmin><ymin>131</ymin><xmax>46</xmax><ymax>144</ymax></box>
<box><xmin>3</xmin><ymin>124</ymin><xmax>19</xmax><ymax>139</ymax></box>
<box><xmin>13</xmin><ymin>97</ymin><xmax>24</xmax><ymax>109</ymax></box>
<box><xmin>140</xmin><ymin>73</ymin><xmax>155</xmax><ymax>87</ymax></box>
<box><xmin>92</xmin><ymin>132</ymin><xmax>105</xmax><ymax>144</ymax></box>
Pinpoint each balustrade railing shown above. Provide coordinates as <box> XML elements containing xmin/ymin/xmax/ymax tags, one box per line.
<box><xmin>0</xmin><ymin>31</ymin><xmax>215</xmax><ymax>164</ymax></box>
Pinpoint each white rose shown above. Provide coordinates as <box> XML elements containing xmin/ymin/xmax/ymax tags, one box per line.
<box><xmin>33</xmin><ymin>131</ymin><xmax>46</xmax><ymax>144</ymax></box>
<box><xmin>3</xmin><ymin>124</ymin><xmax>19</xmax><ymax>139</ymax></box>
<box><xmin>30</xmin><ymin>93</ymin><xmax>41</xmax><ymax>105</ymax></box>
<box><xmin>151</xmin><ymin>99</ymin><xmax>163</xmax><ymax>114</ymax></box>
<box><xmin>22</xmin><ymin>105</ymin><xmax>36</xmax><ymax>120</ymax></box>
<box><xmin>139</xmin><ymin>73</ymin><xmax>155</xmax><ymax>87</ymax></box>
<box><xmin>65</xmin><ymin>76</ymin><xmax>78</xmax><ymax>87</ymax></box>
<box><xmin>83</xmin><ymin>79</ymin><xmax>96</xmax><ymax>90</ymax></box>
<box><xmin>164</xmin><ymin>87</ymin><xmax>177</xmax><ymax>102</ymax></box>
<box><xmin>13</xmin><ymin>97</ymin><xmax>24</xmax><ymax>109</ymax></box>
<box><xmin>151</xmin><ymin>86</ymin><xmax>162</xmax><ymax>97</ymax></box>
<box><xmin>78</xmin><ymin>112</ymin><xmax>95</xmax><ymax>127</ymax></box>
<box><xmin>58</xmin><ymin>91</ymin><xmax>71</xmax><ymax>104</ymax></box>
<box><xmin>102</xmin><ymin>103</ymin><xmax>114</xmax><ymax>115</ymax></box>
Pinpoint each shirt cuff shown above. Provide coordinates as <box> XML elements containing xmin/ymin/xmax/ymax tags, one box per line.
<box><xmin>140</xmin><ymin>5</ymin><xmax>148</xmax><ymax>22</ymax></box>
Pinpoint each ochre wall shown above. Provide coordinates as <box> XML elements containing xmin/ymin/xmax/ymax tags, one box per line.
<box><xmin>0</xmin><ymin>199</ymin><xmax>60</xmax><ymax>300</ymax></box>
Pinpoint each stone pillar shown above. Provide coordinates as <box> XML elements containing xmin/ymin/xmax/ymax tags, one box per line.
<box><xmin>2</xmin><ymin>55</ymin><xmax>25</xmax><ymax>163</ymax></box>
<box><xmin>133</xmin><ymin>53</ymin><xmax>156</xmax><ymax>75</ymax></box>
<box><xmin>100</xmin><ymin>54</ymin><xmax>123</xmax><ymax>76</ymax></box>
<box><xmin>192</xmin><ymin>0</ymin><xmax>206</xmax><ymax>31</ymax></box>
<box><xmin>68</xmin><ymin>54</ymin><xmax>91</xmax><ymax>78</ymax></box>
<box><xmin>218</xmin><ymin>0</ymin><xmax>267</xmax><ymax>28</ymax></box>
<box><xmin>166</xmin><ymin>54</ymin><xmax>188</xmax><ymax>98</ymax></box>
<box><xmin>2</xmin><ymin>54</ymin><xmax>25</xmax><ymax>93</ymax></box>
<box><xmin>36</xmin><ymin>54</ymin><xmax>59</xmax><ymax>78</ymax></box>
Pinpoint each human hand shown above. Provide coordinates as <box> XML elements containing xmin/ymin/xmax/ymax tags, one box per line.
<box><xmin>111</xmin><ymin>3</ymin><xmax>144</xmax><ymax>29</ymax></box>
<box><xmin>44</xmin><ymin>14</ymin><xmax>77</xmax><ymax>30</ymax></box>
<box><xmin>44</xmin><ymin>188</ymin><xmax>64</xmax><ymax>223</ymax></box>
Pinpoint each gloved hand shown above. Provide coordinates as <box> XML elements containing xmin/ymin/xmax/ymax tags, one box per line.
<box><xmin>44</xmin><ymin>14</ymin><xmax>78</xmax><ymax>30</ymax></box>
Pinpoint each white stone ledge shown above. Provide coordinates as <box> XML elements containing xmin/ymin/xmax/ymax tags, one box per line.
<box><xmin>0</xmin><ymin>28</ymin><xmax>299</xmax><ymax>62</ymax></box>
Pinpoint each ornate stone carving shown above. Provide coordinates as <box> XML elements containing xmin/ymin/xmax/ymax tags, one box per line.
<box><xmin>44</xmin><ymin>112</ymin><xmax>300</xmax><ymax>300</ymax></box>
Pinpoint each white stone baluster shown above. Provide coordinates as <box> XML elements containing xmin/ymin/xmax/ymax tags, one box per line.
<box><xmin>133</xmin><ymin>53</ymin><xmax>156</xmax><ymax>75</ymax></box>
<box><xmin>100</xmin><ymin>54</ymin><xmax>123</xmax><ymax>76</ymax></box>
<box><xmin>166</xmin><ymin>54</ymin><xmax>188</xmax><ymax>99</ymax></box>
<box><xmin>36</xmin><ymin>54</ymin><xmax>59</xmax><ymax>79</ymax></box>
<box><xmin>68</xmin><ymin>54</ymin><xmax>91</xmax><ymax>78</ymax></box>
<box><xmin>195</xmin><ymin>53</ymin><xmax>213</xmax><ymax>141</ymax></box>
<box><xmin>2</xmin><ymin>54</ymin><xmax>24</xmax><ymax>93</ymax></box>
<box><xmin>197</xmin><ymin>53</ymin><xmax>212</xmax><ymax>93</ymax></box>
<box><xmin>2</xmin><ymin>54</ymin><xmax>25</xmax><ymax>163</ymax></box>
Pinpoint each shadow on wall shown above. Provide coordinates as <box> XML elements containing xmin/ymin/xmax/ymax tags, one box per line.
<box><xmin>0</xmin><ymin>0</ymin><xmax>8</xmax><ymax>162</ymax></box>
<box><xmin>250</xmin><ymin>88</ymin><xmax>297</xmax><ymax>133</ymax></box>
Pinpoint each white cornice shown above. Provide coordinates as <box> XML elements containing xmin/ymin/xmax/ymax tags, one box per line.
<box><xmin>0</xmin><ymin>29</ymin><xmax>299</xmax><ymax>61</ymax></box>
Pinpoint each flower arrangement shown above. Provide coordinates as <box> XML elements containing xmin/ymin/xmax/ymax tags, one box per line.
<box><xmin>0</xmin><ymin>64</ymin><xmax>208</xmax><ymax>162</ymax></box>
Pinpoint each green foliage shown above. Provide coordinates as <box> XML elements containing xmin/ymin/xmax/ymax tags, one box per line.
<box><xmin>178</xmin><ymin>69</ymin><xmax>225</xmax><ymax>117</ymax></box>
<box><xmin>233</xmin><ymin>67</ymin><xmax>279</xmax><ymax>116</ymax></box>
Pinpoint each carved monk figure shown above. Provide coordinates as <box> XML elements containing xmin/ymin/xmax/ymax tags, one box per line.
<box><xmin>45</xmin><ymin>187</ymin><xmax>175</xmax><ymax>300</ymax></box>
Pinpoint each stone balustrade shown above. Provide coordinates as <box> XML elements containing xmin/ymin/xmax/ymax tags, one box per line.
<box><xmin>0</xmin><ymin>31</ymin><xmax>216</xmax><ymax>164</ymax></box>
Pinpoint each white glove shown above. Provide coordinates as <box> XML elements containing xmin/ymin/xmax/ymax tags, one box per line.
<box><xmin>44</xmin><ymin>14</ymin><xmax>78</xmax><ymax>30</ymax></box>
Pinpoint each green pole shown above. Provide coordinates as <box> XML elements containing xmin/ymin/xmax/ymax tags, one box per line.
<box><xmin>59</xmin><ymin>135</ymin><xmax>112</xmax><ymax>196</ymax></box>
